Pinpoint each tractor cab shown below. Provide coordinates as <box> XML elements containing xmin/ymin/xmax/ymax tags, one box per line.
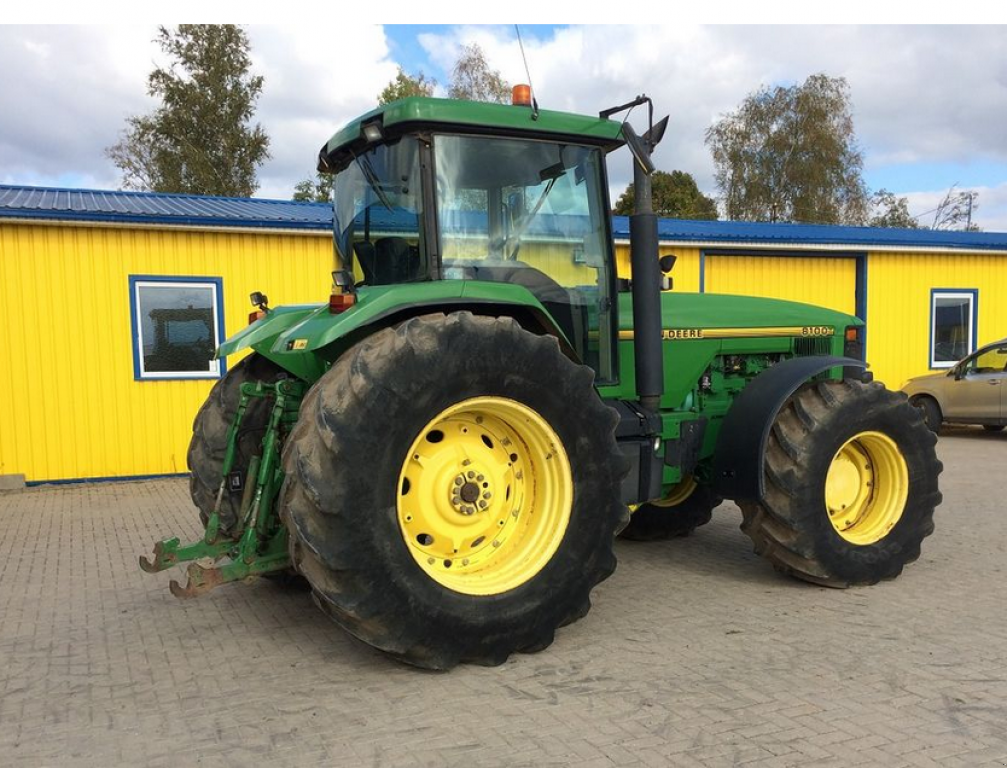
<box><xmin>320</xmin><ymin>96</ymin><xmax>625</xmax><ymax>381</ymax></box>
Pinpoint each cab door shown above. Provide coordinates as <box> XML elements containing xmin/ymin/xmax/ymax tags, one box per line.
<box><xmin>943</xmin><ymin>345</ymin><xmax>1007</xmax><ymax>421</ymax></box>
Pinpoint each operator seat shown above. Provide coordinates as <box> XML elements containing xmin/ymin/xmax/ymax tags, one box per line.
<box><xmin>473</xmin><ymin>262</ymin><xmax>583</xmax><ymax>353</ymax></box>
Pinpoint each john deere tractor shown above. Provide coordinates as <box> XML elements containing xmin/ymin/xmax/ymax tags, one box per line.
<box><xmin>141</xmin><ymin>92</ymin><xmax>942</xmax><ymax>670</ymax></box>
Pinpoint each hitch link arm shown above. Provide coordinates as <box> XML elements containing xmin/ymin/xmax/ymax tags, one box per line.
<box><xmin>139</xmin><ymin>379</ymin><xmax>306</xmax><ymax>597</ymax></box>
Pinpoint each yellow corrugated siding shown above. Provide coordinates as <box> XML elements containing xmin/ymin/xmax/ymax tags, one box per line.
<box><xmin>0</xmin><ymin>222</ymin><xmax>333</xmax><ymax>482</ymax></box>
<box><xmin>615</xmin><ymin>244</ymin><xmax>702</xmax><ymax>292</ymax></box>
<box><xmin>704</xmin><ymin>254</ymin><xmax>857</xmax><ymax>315</ymax></box>
<box><xmin>865</xmin><ymin>250</ymin><xmax>1007</xmax><ymax>389</ymax></box>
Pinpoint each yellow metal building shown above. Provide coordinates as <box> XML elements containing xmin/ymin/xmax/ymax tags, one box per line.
<box><xmin>2</xmin><ymin>185</ymin><xmax>1005</xmax><ymax>484</ymax></box>
<box><xmin>0</xmin><ymin>187</ymin><xmax>333</xmax><ymax>484</ymax></box>
<box><xmin>611</xmin><ymin>217</ymin><xmax>1006</xmax><ymax>391</ymax></box>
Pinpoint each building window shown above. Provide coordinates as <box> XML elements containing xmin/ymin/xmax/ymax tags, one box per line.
<box><xmin>130</xmin><ymin>276</ymin><xmax>225</xmax><ymax>380</ymax></box>
<box><xmin>930</xmin><ymin>289</ymin><xmax>977</xmax><ymax>368</ymax></box>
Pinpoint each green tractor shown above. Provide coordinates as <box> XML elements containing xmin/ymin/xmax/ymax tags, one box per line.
<box><xmin>141</xmin><ymin>93</ymin><xmax>942</xmax><ymax>670</ymax></box>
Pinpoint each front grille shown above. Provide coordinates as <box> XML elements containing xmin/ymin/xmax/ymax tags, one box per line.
<box><xmin>793</xmin><ymin>336</ymin><xmax>832</xmax><ymax>357</ymax></box>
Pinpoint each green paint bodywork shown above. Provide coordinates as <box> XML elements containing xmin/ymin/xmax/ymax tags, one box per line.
<box><xmin>140</xmin><ymin>378</ymin><xmax>305</xmax><ymax>595</ymax></box>
<box><xmin>322</xmin><ymin>97</ymin><xmax>625</xmax><ymax>165</ymax></box>
<box><xmin>598</xmin><ymin>291</ymin><xmax>860</xmax><ymax>404</ymax></box>
<box><xmin>143</xmin><ymin>96</ymin><xmax>868</xmax><ymax>594</ymax></box>
<box><xmin>219</xmin><ymin>281</ymin><xmax>558</xmax><ymax>381</ymax></box>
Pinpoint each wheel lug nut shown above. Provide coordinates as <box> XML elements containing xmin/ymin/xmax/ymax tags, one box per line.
<box><xmin>479</xmin><ymin>500</ymin><xmax>488</xmax><ymax>509</ymax></box>
<box><xmin>483</xmin><ymin>492</ymin><xmax>492</xmax><ymax>499</ymax></box>
<box><xmin>467</xmin><ymin>471</ymin><xmax>475</xmax><ymax>479</ymax></box>
<box><xmin>476</xmin><ymin>474</ymin><xmax>484</xmax><ymax>482</ymax></box>
<box><xmin>454</xmin><ymin>477</ymin><xmax>463</xmax><ymax>486</ymax></box>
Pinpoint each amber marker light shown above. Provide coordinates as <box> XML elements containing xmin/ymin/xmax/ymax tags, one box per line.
<box><xmin>329</xmin><ymin>291</ymin><xmax>356</xmax><ymax>314</ymax></box>
<box><xmin>512</xmin><ymin>84</ymin><xmax>532</xmax><ymax>107</ymax></box>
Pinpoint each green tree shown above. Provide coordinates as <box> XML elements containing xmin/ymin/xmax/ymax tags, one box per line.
<box><xmin>292</xmin><ymin>174</ymin><xmax>334</xmax><ymax>203</ymax></box>
<box><xmin>378</xmin><ymin>67</ymin><xmax>436</xmax><ymax>105</ymax></box>
<box><xmin>705</xmin><ymin>73</ymin><xmax>869</xmax><ymax>225</ymax></box>
<box><xmin>931</xmin><ymin>186</ymin><xmax>981</xmax><ymax>231</ymax></box>
<box><xmin>614</xmin><ymin>170</ymin><xmax>718</xmax><ymax>220</ymax></box>
<box><xmin>107</xmin><ymin>25</ymin><xmax>270</xmax><ymax>197</ymax></box>
<box><xmin>448</xmin><ymin>43</ymin><xmax>511</xmax><ymax>103</ymax></box>
<box><xmin>868</xmin><ymin>189</ymin><xmax>920</xmax><ymax>229</ymax></box>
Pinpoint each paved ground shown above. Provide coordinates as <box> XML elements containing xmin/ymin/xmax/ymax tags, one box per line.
<box><xmin>1</xmin><ymin>427</ymin><xmax>1006</xmax><ymax>767</ymax></box>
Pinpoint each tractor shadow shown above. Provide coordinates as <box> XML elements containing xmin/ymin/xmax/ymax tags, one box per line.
<box><xmin>614</xmin><ymin>502</ymin><xmax>807</xmax><ymax>590</ymax></box>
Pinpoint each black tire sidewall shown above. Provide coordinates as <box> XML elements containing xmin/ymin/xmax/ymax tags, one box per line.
<box><xmin>621</xmin><ymin>485</ymin><xmax>720</xmax><ymax>540</ymax></box>
<box><xmin>286</xmin><ymin>315</ymin><xmax>625</xmax><ymax>659</ymax></box>
<box><xmin>790</xmin><ymin>387</ymin><xmax>938</xmax><ymax>582</ymax></box>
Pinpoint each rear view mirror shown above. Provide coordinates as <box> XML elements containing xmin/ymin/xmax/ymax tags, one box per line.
<box><xmin>622</xmin><ymin>122</ymin><xmax>655</xmax><ymax>175</ymax></box>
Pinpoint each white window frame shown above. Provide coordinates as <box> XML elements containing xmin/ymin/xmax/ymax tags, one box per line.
<box><xmin>131</xmin><ymin>278</ymin><xmax>224</xmax><ymax>380</ymax></box>
<box><xmin>930</xmin><ymin>290</ymin><xmax>976</xmax><ymax>369</ymax></box>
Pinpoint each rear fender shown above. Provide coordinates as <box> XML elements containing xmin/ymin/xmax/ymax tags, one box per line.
<box><xmin>266</xmin><ymin>281</ymin><xmax>574</xmax><ymax>366</ymax></box>
<box><xmin>215</xmin><ymin>304</ymin><xmax>321</xmax><ymax>371</ymax></box>
<box><xmin>711</xmin><ymin>355</ymin><xmax>869</xmax><ymax>501</ymax></box>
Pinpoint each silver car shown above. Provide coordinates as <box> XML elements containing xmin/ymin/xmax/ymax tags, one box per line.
<box><xmin>903</xmin><ymin>337</ymin><xmax>1007</xmax><ymax>433</ymax></box>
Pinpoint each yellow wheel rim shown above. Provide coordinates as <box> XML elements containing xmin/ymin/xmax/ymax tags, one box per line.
<box><xmin>824</xmin><ymin>431</ymin><xmax>908</xmax><ymax>546</ymax></box>
<box><xmin>648</xmin><ymin>476</ymin><xmax>698</xmax><ymax>508</ymax></box>
<box><xmin>396</xmin><ymin>396</ymin><xmax>573</xmax><ymax>595</ymax></box>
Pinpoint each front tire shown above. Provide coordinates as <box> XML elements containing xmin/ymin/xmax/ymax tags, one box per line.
<box><xmin>740</xmin><ymin>380</ymin><xmax>942</xmax><ymax>587</ymax></box>
<box><xmin>280</xmin><ymin>313</ymin><xmax>628</xmax><ymax>670</ymax></box>
<box><xmin>620</xmin><ymin>478</ymin><xmax>721</xmax><ymax>541</ymax></box>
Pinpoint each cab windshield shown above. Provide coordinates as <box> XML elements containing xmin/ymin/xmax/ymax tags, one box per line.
<box><xmin>332</xmin><ymin>137</ymin><xmax>426</xmax><ymax>285</ymax></box>
<box><xmin>434</xmin><ymin>134</ymin><xmax>616</xmax><ymax>382</ymax></box>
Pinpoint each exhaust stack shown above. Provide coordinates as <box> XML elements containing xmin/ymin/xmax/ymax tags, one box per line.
<box><xmin>622</xmin><ymin>119</ymin><xmax>665</xmax><ymax>412</ymax></box>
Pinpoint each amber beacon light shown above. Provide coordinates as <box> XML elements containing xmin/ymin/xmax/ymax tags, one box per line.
<box><xmin>512</xmin><ymin>84</ymin><xmax>532</xmax><ymax>107</ymax></box>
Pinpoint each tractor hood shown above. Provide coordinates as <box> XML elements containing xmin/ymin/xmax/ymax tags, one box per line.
<box><xmin>620</xmin><ymin>291</ymin><xmax>861</xmax><ymax>335</ymax></box>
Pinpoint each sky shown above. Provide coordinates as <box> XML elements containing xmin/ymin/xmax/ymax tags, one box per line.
<box><xmin>2</xmin><ymin>24</ymin><xmax>1007</xmax><ymax>230</ymax></box>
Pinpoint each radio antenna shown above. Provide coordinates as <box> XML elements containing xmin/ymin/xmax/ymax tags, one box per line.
<box><xmin>514</xmin><ymin>25</ymin><xmax>539</xmax><ymax>119</ymax></box>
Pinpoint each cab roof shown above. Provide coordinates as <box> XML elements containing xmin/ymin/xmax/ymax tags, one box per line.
<box><xmin>318</xmin><ymin>97</ymin><xmax>626</xmax><ymax>172</ymax></box>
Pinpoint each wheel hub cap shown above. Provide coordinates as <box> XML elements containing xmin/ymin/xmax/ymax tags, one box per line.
<box><xmin>397</xmin><ymin>397</ymin><xmax>573</xmax><ymax>595</ymax></box>
<box><xmin>824</xmin><ymin>431</ymin><xmax>909</xmax><ymax>546</ymax></box>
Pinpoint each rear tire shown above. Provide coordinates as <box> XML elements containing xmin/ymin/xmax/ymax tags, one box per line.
<box><xmin>280</xmin><ymin>312</ymin><xmax>628</xmax><ymax>670</ymax></box>
<box><xmin>620</xmin><ymin>480</ymin><xmax>721</xmax><ymax>541</ymax></box>
<box><xmin>740</xmin><ymin>380</ymin><xmax>942</xmax><ymax>587</ymax></box>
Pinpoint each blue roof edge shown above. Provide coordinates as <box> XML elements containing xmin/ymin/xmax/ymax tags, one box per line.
<box><xmin>2</xmin><ymin>184</ymin><xmax>1005</xmax><ymax>250</ymax></box>
<box><xmin>0</xmin><ymin>206</ymin><xmax>332</xmax><ymax>231</ymax></box>
<box><xmin>610</xmin><ymin>215</ymin><xmax>1007</xmax><ymax>251</ymax></box>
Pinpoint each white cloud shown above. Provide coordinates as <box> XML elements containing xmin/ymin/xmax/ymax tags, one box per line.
<box><xmin>419</xmin><ymin>25</ymin><xmax>1007</xmax><ymax>225</ymax></box>
<box><xmin>246</xmin><ymin>25</ymin><xmax>399</xmax><ymax>197</ymax></box>
<box><xmin>0</xmin><ymin>26</ymin><xmax>155</xmax><ymax>188</ymax></box>
<box><xmin>2</xmin><ymin>23</ymin><xmax>1006</xmax><ymax>231</ymax></box>
<box><xmin>0</xmin><ymin>24</ymin><xmax>398</xmax><ymax>197</ymax></box>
